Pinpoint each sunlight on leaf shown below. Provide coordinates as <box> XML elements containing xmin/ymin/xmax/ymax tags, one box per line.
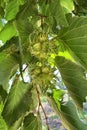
<box><xmin>61</xmin><ymin>0</ymin><xmax>74</xmax><ymax>13</ymax></box>
<box><xmin>0</xmin><ymin>22</ymin><xmax>17</xmax><ymax>43</ymax></box>
<box><xmin>53</xmin><ymin>89</ymin><xmax>65</xmax><ymax>110</ymax></box>
<box><xmin>58</xmin><ymin>50</ymin><xmax>75</xmax><ymax>63</ymax></box>
<box><xmin>5</xmin><ymin>0</ymin><xmax>25</xmax><ymax>21</ymax></box>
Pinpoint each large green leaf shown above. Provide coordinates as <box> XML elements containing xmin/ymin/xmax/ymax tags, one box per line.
<box><xmin>60</xmin><ymin>101</ymin><xmax>87</xmax><ymax>130</ymax></box>
<box><xmin>55</xmin><ymin>56</ymin><xmax>87</xmax><ymax>108</ymax></box>
<box><xmin>48</xmin><ymin>97</ymin><xmax>87</xmax><ymax>130</ymax></box>
<box><xmin>0</xmin><ymin>52</ymin><xmax>18</xmax><ymax>91</ymax></box>
<box><xmin>2</xmin><ymin>82</ymin><xmax>38</xmax><ymax>126</ymax></box>
<box><xmin>38</xmin><ymin>0</ymin><xmax>68</xmax><ymax>27</ymax></box>
<box><xmin>23</xmin><ymin>113</ymin><xmax>42</xmax><ymax>130</ymax></box>
<box><xmin>4</xmin><ymin>0</ymin><xmax>25</xmax><ymax>21</ymax></box>
<box><xmin>0</xmin><ymin>22</ymin><xmax>17</xmax><ymax>43</ymax></box>
<box><xmin>16</xmin><ymin>0</ymin><xmax>38</xmax><ymax>44</ymax></box>
<box><xmin>59</xmin><ymin>16</ymin><xmax>87</xmax><ymax>69</ymax></box>
<box><xmin>50</xmin><ymin>0</ymin><xmax>68</xmax><ymax>27</ymax></box>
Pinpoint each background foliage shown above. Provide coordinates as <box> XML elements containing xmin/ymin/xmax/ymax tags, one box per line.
<box><xmin>0</xmin><ymin>0</ymin><xmax>87</xmax><ymax>130</ymax></box>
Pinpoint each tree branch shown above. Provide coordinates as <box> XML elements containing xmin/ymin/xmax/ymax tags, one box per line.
<box><xmin>36</xmin><ymin>85</ymin><xmax>50</xmax><ymax>130</ymax></box>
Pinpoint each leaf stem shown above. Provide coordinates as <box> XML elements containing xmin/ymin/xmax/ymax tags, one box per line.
<box><xmin>36</xmin><ymin>85</ymin><xmax>50</xmax><ymax>130</ymax></box>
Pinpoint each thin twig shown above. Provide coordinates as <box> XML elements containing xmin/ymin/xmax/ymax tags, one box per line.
<box><xmin>12</xmin><ymin>64</ymin><xmax>28</xmax><ymax>86</ymax></box>
<box><xmin>36</xmin><ymin>85</ymin><xmax>50</xmax><ymax>130</ymax></box>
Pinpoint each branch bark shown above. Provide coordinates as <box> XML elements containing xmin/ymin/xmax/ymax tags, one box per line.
<box><xmin>36</xmin><ymin>85</ymin><xmax>50</xmax><ymax>130</ymax></box>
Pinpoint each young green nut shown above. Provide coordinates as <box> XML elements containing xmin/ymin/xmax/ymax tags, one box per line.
<box><xmin>42</xmin><ymin>67</ymin><xmax>50</xmax><ymax>73</ymax></box>
<box><xmin>33</xmin><ymin>42</ymin><xmax>41</xmax><ymax>51</ymax></box>
<box><xmin>32</xmin><ymin>68</ymin><xmax>41</xmax><ymax>76</ymax></box>
<box><xmin>39</xmin><ymin>53</ymin><xmax>47</xmax><ymax>59</ymax></box>
<box><xmin>38</xmin><ymin>34</ymin><xmax>47</xmax><ymax>42</ymax></box>
<box><xmin>31</xmin><ymin>50</ymin><xmax>40</xmax><ymax>56</ymax></box>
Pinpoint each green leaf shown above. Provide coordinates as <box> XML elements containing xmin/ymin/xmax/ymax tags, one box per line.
<box><xmin>38</xmin><ymin>0</ymin><xmax>68</xmax><ymax>27</ymax></box>
<box><xmin>61</xmin><ymin>101</ymin><xmax>87</xmax><ymax>130</ymax></box>
<box><xmin>0</xmin><ymin>116</ymin><xmax>7</xmax><ymax>130</ymax></box>
<box><xmin>59</xmin><ymin>16</ymin><xmax>87</xmax><ymax>69</ymax></box>
<box><xmin>48</xmin><ymin>98</ymin><xmax>87</xmax><ymax>130</ymax></box>
<box><xmin>0</xmin><ymin>0</ymin><xmax>7</xmax><ymax>7</ymax></box>
<box><xmin>23</xmin><ymin>113</ymin><xmax>42</xmax><ymax>130</ymax></box>
<box><xmin>0</xmin><ymin>52</ymin><xmax>18</xmax><ymax>91</ymax></box>
<box><xmin>53</xmin><ymin>89</ymin><xmax>65</xmax><ymax>110</ymax></box>
<box><xmin>0</xmin><ymin>7</ymin><xmax>4</xmax><ymax>18</ymax></box>
<box><xmin>61</xmin><ymin>0</ymin><xmax>74</xmax><ymax>13</ymax></box>
<box><xmin>0</xmin><ymin>20</ymin><xmax>3</xmax><ymax>31</ymax></box>
<box><xmin>73</xmin><ymin>0</ymin><xmax>87</xmax><ymax>15</ymax></box>
<box><xmin>55</xmin><ymin>56</ymin><xmax>87</xmax><ymax>108</ymax></box>
<box><xmin>0</xmin><ymin>22</ymin><xmax>17</xmax><ymax>43</ymax></box>
<box><xmin>0</xmin><ymin>85</ymin><xmax>7</xmax><ymax>102</ymax></box>
<box><xmin>5</xmin><ymin>0</ymin><xmax>25</xmax><ymax>21</ymax></box>
<box><xmin>15</xmin><ymin>20</ymin><xmax>33</xmax><ymax>44</ymax></box>
<box><xmin>0</xmin><ymin>0</ymin><xmax>7</xmax><ymax>16</ymax></box>
<box><xmin>9</xmin><ymin>116</ymin><xmax>23</xmax><ymax>130</ymax></box>
<box><xmin>2</xmin><ymin>82</ymin><xmax>38</xmax><ymax>126</ymax></box>
<box><xmin>49</xmin><ymin>0</ymin><xmax>68</xmax><ymax>26</ymax></box>
<box><xmin>15</xmin><ymin>0</ymin><xmax>38</xmax><ymax>44</ymax></box>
